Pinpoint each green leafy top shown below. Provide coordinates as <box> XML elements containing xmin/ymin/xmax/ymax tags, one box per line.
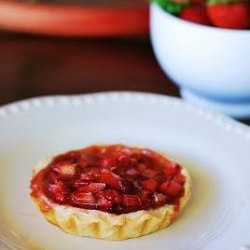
<box><xmin>150</xmin><ymin>0</ymin><xmax>191</xmax><ymax>15</ymax></box>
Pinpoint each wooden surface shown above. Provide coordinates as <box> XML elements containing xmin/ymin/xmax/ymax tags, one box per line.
<box><xmin>0</xmin><ymin>32</ymin><xmax>178</xmax><ymax>105</ymax></box>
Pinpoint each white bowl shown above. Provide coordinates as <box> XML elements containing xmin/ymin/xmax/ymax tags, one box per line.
<box><xmin>150</xmin><ymin>2</ymin><xmax>250</xmax><ymax>118</ymax></box>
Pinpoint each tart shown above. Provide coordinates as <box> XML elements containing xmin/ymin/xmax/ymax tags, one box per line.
<box><xmin>30</xmin><ymin>144</ymin><xmax>191</xmax><ymax>240</ymax></box>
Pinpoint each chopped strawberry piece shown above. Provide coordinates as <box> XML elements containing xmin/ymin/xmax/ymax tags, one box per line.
<box><xmin>80</xmin><ymin>167</ymin><xmax>99</xmax><ymax>181</ymax></box>
<box><xmin>71</xmin><ymin>192</ymin><xmax>96</xmax><ymax>208</ymax></box>
<box><xmin>72</xmin><ymin>179</ymin><xmax>90</xmax><ymax>188</ymax></box>
<box><xmin>167</xmin><ymin>181</ymin><xmax>184</xmax><ymax>198</ymax></box>
<box><xmin>99</xmin><ymin>169</ymin><xmax>120</xmax><ymax>189</ymax></box>
<box><xmin>180</xmin><ymin>4</ymin><xmax>212</xmax><ymax>25</ymax></box>
<box><xmin>142</xmin><ymin>168</ymin><xmax>157</xmax><ymax>178</ymax></box>
<box><xmin>207</xmin><ymin>2</ymin><xmax>250</xmax><ymax>29</ymax></box>
<box><xmin>174</xmin><ymin>173</ymin><xmax>186</xmax><ymax>185</ymax></box>
<box><xmin>140</xmin><ymin>190</ymin><xmax>153</xmax><ymax>208</ymax></box>
<box><xmin>116</xmin><ymin>152</ymin><xmax>131</xmax><ymax>165</ymax></box>
<box><xmin>52</xmin><ymin>162</ymin><xmax>77</xmax><ymax>180</ymax></box>
<box><xmin>104</xmin><ymin>189</ymin><xmax>122</xmax><ymax>204</ymax></box>
<box><xmin>141</xmin><ymin>179</ymin><xmax>158</xmax><ymax>191</ymax></box>
<box><xmin>100</xmin><ymin>156</ymin><xmax>114</xmax><ymax>168</ymax></box>
<box><xmin>78</xmin><ymin>183</ymin><xmax>106</xmax><ymax>193</ymax></box>
<box><xmin>79</xmin><ymin>172</ymin><xmax>95</xmax><ymax>181</ymax></box>
<box><xmin>47</xmin><ymin>172</ymin><xmax>60</xmax><ymax>184</ymax></box>
<box><xmin>137</xmin><ymin>163</ymin><xmax>147</xmax><ymax>172</ymax></box>
<box><xmin>160</xmin><ymin>181</ymin><xmax>184</xmax><ymax>198</ymax></box>
<box><xmin>100</xmin><ymin>152</ymin><xmax>126</xmax><ymax>166</ymax></box>
<box><xmin>123</xmin><ymin>194</ymin><xmax>142</xmax><ymax>208</ymax></box>
<box><xmin>164</xmin><ymin>163</ymin><xmax>180</xmax><ymax>178</ymax></box>
<box><xmin>78</xmin><ymin>155</ymin><xmax>89</xmax><ymax>168</ymax></box>
<box><xmin>126</xmin><ymin>167</ymin><xmax>140</xmax><ymax>177</ymax></box>
<box><xmin>153</xmin><ymin>173</ymin><xmax>165</xmax><ymax>184</ymax></box>
<box><xmin>48</xmin><ymin>181</ymin><xmax>69</xmax><ymax>203</ymax></box>
<box><xmin>118</xmin><ymin>180</ymin><xmax>136</xmax><ymax>193</ymax></box>
<box><xmin>97</xmin><ymin>196</ymin><xmax>113</xmax><ymax>210</ymax></box>
<box><xmin>153</xmin><ymin>193</ymin><xmax>169</xmax><ymax>206</ymax></box>
<box><xmin>159</xmin><ymin>181</ymin><xmax>169</xmax><ymax>194</ymax></box>
<box><xmin>88</xmin><ymin>167</ymin><xmax>100</xmax><ymax>177</ymax></box>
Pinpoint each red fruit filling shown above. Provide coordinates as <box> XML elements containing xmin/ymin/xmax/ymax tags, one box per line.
<box><xmin>30</xmin><ymin>145</ymin><xmax>187</xmax><ymax>214</ymax></box>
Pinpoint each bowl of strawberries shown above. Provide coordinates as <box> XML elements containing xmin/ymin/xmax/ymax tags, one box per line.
<box><xmin>150</xmin><ymin>0</ymin><xmax>250</xmax><ymax>118</ymax></box>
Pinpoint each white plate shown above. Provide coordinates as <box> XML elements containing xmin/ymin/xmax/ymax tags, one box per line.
<box><xmin>0</xmin><ymin>92</ymin><xmax>250</xmax><ymax>250</ymax></box>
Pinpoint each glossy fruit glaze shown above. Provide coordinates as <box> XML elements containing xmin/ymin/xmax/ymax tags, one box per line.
<box><xmin>30</xmin><ymin>145</ymin><xmax>186</xmax><ymax>214</ymax></box>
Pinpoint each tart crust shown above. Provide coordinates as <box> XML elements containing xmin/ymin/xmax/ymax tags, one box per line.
<box><xmin>30</xmin><ymin>147</ymin><xmax>191</xmax><ymax>240</ymax></box>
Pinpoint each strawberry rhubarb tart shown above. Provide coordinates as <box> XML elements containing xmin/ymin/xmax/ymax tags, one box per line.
<box><xmin>30</xmin><ymin>144</ymin><xmax>191</xmax><ymax>240</ymax></box>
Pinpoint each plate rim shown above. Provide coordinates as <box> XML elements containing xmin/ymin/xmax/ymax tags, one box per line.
<box><xmin>0</xmin><ymin>91</ymin><xmax>250</xmax><ymax>141</ymax></box>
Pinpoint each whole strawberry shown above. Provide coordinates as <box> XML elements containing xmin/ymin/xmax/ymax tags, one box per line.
<box><xmin>207</xmin><ymin>0</ymin><xmax>250</xmax><ymax>29</ymax></box>
<box><xmin>180</xmin><ymin>4</ymin><xmax>212</xmax><ymax>25</ymax></box>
